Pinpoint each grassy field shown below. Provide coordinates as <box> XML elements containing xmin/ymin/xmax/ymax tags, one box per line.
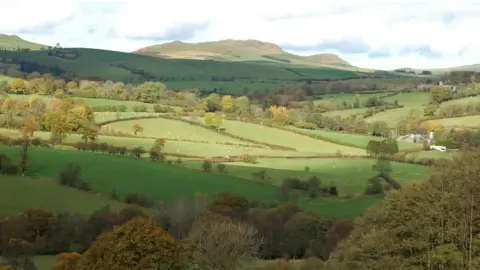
<box><xmin>95</xmin><ymin>112</ymin><xmax>160</xmax><ymax>122</ymax></box>
<box><xmin>383</xmin><ymin>91</ymin><xmax>429</xmax><ymax>106</ymax></box>
<box><xmin>0</xmin><ymin>128</ymin><xmax>310</xmax><ymax>158</ymax></box>
<box><xmin>314</xmin><ymin>92</ymin><xmax>382</xmax><ymax>106</ymax></box>
<box><xmin>366</xmin><ymin>106</ymin><xmax>424</xmax><ymax>127</ymax></box>
<box><xmin>104</xmin><ymin>118</ymin><xmax>252</xmax><ymax>144</ymax></box>
<box><xmin>0</xmin><ymin>49</ymin><xmax>361</xmax><ymax>93</ymax></box>
<box><xmin>0</xmin><ymin>146</ymin><xmax>280</xmax><ymax>203</ymax></box>
<box><xmin>198</xmin><ymin>158</ymin><xmax>430</xmax><ymax>196</ymax></box>
<box><xmin>427</xmin><ymin>115</ymin><xmax>480</xmax><ymax>128</ymax></box>
<box><xmin>288</xmin><ymin>127</ymin><xmax>421</xmax><ymax>150</ymax></box>
<box><xmin>406</xmin><ymin>150</ymin><xmax>460</xmax><ymax>160</ymax></box>
<box><xmin>0</xmin><ymin>175</ymin><xmax>128</xmax><ymax>217</ymax></box>
<box><xmin>184</xmin><ymin>118</ymin><xmax>367</xmax><ymax>155</ymax></box>
<box><xmin>322</xmin><ymin>107</ymin><xmax>369</xmax><ymax>118</ymax></box>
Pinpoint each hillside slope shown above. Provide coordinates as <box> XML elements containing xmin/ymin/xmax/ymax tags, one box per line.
<box><xmin>0</xmin><ymin>48</ymin><xmax>362</xmax><ymax>92</ymax></box>
<box><xmin>133</xmin><ymin>39</ymin><xmax>356</xmax><ymax>69</ymax></box>
<box><xmin>0</xmin><ymin>34</ymin><xmax>47</xmax><ymax>50</ymax></box>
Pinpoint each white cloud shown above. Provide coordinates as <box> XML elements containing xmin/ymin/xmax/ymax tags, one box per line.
<box><xmin>3</xmin><ymin>0</ymin><xmax>480</xmax><ymax>70</ymax></box>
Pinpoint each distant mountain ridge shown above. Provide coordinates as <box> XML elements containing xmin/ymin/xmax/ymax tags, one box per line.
<box><xmin>133</xmin><ymin>39</ymin><xmax>357</xmax><ymax>70</ymax></box>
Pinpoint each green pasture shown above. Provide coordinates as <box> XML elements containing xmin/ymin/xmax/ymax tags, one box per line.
<box><xmin>288</xmin><ymin>127</ymin><xmax>421</xmax><ymax>150</ymax></box>
<box><xmin>314</xmin><ymin>92</ymin><xmax>384</xmax><ymax>106</ymax></box>
<box><xmin>406</xmin><ymin>150</ymin><xmax>460</xmax><ymax>160</ymax></box>
<box><xmin>0</xmin><ymin>175</ymin><xmax>127</xmax><ymax>217</ymax></box>
<box><xmin>440</xmin><ymin>95</ymin><xmax>480</xmax><ymax>107</ymax></box>
<box><xmin>0</xmin><ymin>128</ymin><xmax>308</xmax><ymax>158</ymax></box>
<box><xmin>366</xmin><ymin>106</ymin><xmax>424</xmax><ymax>127</ymax></box>
<box><xmin>298</xmin><ymin>195</ymin><xmax>384</xmax><ymax>218</ymax></box>
<box><xmin>427</xmin><ymin>115</ymin><xmax>480</xmax><ymax>128</ymax></box>
<box><xmin>186</xmin><ymin>157</ymin><xmax>430</xmax><ymax>196</ymax></box>
<box><xmin>322</xmin><ymin>107</ymin><xmax>369</xmax><ymax>118</ymax></box>
<box><xmin>103</xmin><ymin>118</ymin><xmax>252</xmax><ymax>144</ymax></box>
<box><xmin>0</xmin><ymin>145</ymin><xmax>279</xmax><ymax>203</ymax></box>
<box><xmin>185</xmin><ymin>118</ymin><xmax>367</xmax><ymax>155</ymax></box>
<box><xmin>95</xmin><ymin>112</ymin><xmax>160</xmax><ymax>122</ymax></box>
<box><xmin>383</xmin><ymin>91</ymin><xmax>429</xmax><ymax>106</ymax></box>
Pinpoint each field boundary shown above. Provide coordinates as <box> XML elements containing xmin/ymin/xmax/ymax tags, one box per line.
<box><xmin>98</xmin><ymin>115</ymin><xmax>298</xmax><ymax>151</ymax></box>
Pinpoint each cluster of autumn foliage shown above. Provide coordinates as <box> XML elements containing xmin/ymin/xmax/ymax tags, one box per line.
<box><xmin>3</xmin><ymin>148</ymin><xmax>480</xmax><ymax>269</ymax></box>
<box><xmin>0</xmin><ymin>191</ymin><xmax>355</xmax><ymax>269</ymax></box>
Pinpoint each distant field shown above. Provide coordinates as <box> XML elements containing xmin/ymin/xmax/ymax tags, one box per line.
<box><xmin>314</xmin><ymin>92</ymin><xmax>383</xmax><ymax>106</ymax></box>
<box><xmin>0</xmin><ymin>146</ymin><xmax>280</xmax><ymax>203</ymax></box>
<box><xmin>366</xmin><ymin>106</ymin><xmax>424</xmax><ymax>127</ymax></box>
<box><xmin>185</xmin><ymin>118</ymin><xmax>367</xmax><ymax>155</ymax></box>
<box><xmin>103</xmin><ymin>118</ymin><xmax>250</xmax><ymax>144</ymax></box>
<box><xmin>288</xmin><ymin>127</ymin><xmax>421</xmax><ymax>150</ymax></box>
<box><xmin>383</xmin><ymin>91</ymin><xmax>429</xmax><ymax>106</ymax></box>
<box><xmin>440</xmin><ymin>95</ymin><xmax>480</xmax><ymax>107</ymax></box>
<box><xmin>299</xmin><ymin>195</ymin><xmax>384</xmax><ymax>217</ymax></box>
<box><xmin>0</xmin><ymin>49</ymin><xmax>360</xmax><ymax>93</ymax></box>
<box><xmin>95</xmin><ymin>112</ymin><xmax>160</xmax><ymax>122</ymax></box>
<box><xmin>0</xmin><ymin>176</ymin><xmax>127</xmax><ymax>217</ymax></box>
<box><xmin>322</xmin><ymin>107</ymin><xmax>369</xmax><ymax>118</ymax></box>
<box><xmin>427</xmin><ymin>115</ymin><xmax>480</xmax><ymax>128</ymax></box>
<box><xmin>204</xmin><ymin>158</ymin><xmax>430</xmax><ymax>195</ymax></box>
<box><xmin>0</xmin><ymin>128</ymin><xmax>306</xmax><ymax>158</ymax></box>
<box><xmin>406</xmin><ymin>150</ymin><xmax>460</xmax><ymax>160</ymax></box>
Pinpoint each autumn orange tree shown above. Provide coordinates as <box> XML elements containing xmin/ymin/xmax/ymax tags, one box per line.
<box><xmin>76</xmin><ymin>217</ymin><xmax>180</xmax><ymax>270</ymax></box>
<box><xmin>51</xmin><ymin>252</ymin><xmax>81</xmax><ymax>270</ymax></box>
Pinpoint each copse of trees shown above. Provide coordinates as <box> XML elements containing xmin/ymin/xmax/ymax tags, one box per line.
<box><xmin>326</xmin><ymin>149</ymin><xmax>480</xmax><ymax>269</ymax></box>
<box><xmin>0</xmin><ymin>190</ymin><xmax>357</xmax><ymax>269</ymax></box>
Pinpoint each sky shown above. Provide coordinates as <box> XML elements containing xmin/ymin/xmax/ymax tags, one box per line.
<box><xmin>1</xmin><ymin>0</ymin><xmax>479</xmax><ymax>70</ymax></box>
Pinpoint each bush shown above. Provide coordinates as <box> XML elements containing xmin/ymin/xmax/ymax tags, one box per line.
<box><xmin>241</xmin><ymin>154</ymin><xmax>257</xmax><ymax>164</ymax></box>
<box><xmin>123</xmin><ymin>193</ymin><xmax>155</xmax><ymax>208</ymax></box>
<box><xmin>59</xmin><ymin>164</ymin><xmax>91</xmax><ymax>192</ymax></box>
<box><xmin>153</xmin><ymin>104</ymin><xmax>175</xmax><ymax>113</ymax></box>
<box><xmin>217</xmin><ymin>163</ymin><xmax>227</xmax><ymax>173</ymax></box>
<box><xmin>133</xmin><ymin>104</ymin><xmax>148</xmax><ymax>112</ymax></box>
<box><xmin>294</xmin><ymin>121</ymin><xmax>318</xmax><ymax>130</ymax></box>
<box><xmin>202</xmin><ymin>160</ymin><xmax>212</xmax><ymax>172</ymax></box>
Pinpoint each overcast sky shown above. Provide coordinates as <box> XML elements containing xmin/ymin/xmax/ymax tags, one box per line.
<box><xmin>2</xmin><ymin>0</ymin><xmax>479</xmax><ymax>70</ymax></box>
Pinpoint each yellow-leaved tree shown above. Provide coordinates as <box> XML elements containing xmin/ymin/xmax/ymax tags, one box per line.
<box><xmin>268</xmin><ymin>105</ymin><xmax>289</xmax><ymax>126</ymax></box>
<box><xmin>132</xmin><ymin>123</ymin><xmax>144</xmax><ymax>135</ymax></box>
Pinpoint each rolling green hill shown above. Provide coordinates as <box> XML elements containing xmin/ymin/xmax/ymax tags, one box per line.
<box><xmin>0</xmin><ymin>34</ymin><xmax>47</xmax><ymax>51</ymax></box>
<box><xmin>0</xmin><ymin>48</ymin><xmax>363</xmax><ymax>93</ymax></box>
<box><xmin>133</xmin><ymin>39</ymin><xmax>363</xmax><ymax>71</ymax></box>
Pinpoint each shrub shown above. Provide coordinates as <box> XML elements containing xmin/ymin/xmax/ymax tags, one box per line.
<box><xmin>59</xmin><ymin>164</ymin><xmax>91</xmax><ymax>191</ymax></box>
<box><xmin>174</xmin><ymin>157</ymin><xmax>183</xmax><ymax>165</ymax></box>
<box><xmin>294</xmin><ymin>121</ymin><xmax>317</xmax><ymax>130</ymax></box>
<box><xmin>123</xmin><ymin>193</ymin><xmax>155</xmax><ymax>208</ymax></box>
<box><xmin>202</xmin><ymin>160</ymin><xmax>212</xmax><ymax>172</ymax></box>
<box><xmin>217</xmin><ymin>163</ymin><xmax>227</xmax><ymax>173</ymax></box>
<box><xmin>133</xmin><ymin>104</ymin><xmax>148</xmax><ymax>112</ymax></box>
<box><xmin>241</xmin><ymin>154</ymin><xmax>257</xmax><ymax>164</ymax></box>
<box><xmin>31</xmin><ymin>137</ymin><xmax>41</xmax><ymax>147</ymax></box>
